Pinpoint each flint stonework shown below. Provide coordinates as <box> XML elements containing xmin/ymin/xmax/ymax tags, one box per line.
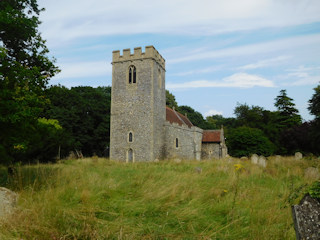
<box><xmin>292</xmin><ymin>194</ymin><xmax>320</xmax><ymax>240</ymax></box>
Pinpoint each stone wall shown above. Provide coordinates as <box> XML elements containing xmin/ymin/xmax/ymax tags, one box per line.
<box><xmin>164</xmin><ymin>122</ymin><xmax>203</xmax><ymax>160</ymax></box>
<box><xmin>201</xmin><ymin>143</ymin><xmax>221</xmax><ymax>159</ymax></box>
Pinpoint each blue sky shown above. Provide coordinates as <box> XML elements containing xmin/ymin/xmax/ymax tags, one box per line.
<box><xmin>38</xmin><ymin>0</ymin><xmax>320</xmax><ymax>121</ymax></box>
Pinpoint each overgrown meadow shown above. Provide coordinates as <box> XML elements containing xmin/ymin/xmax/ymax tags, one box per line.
<box><xmin>0</xmin><ymin>157</ymin><xmax>319</xmax><ymax>239</ymax></box>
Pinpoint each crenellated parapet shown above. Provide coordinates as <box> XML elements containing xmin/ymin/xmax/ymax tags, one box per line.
<box><xmin>112</xmin><ymin>46</ymin><xmax>165</xmax><ymax>69</ymax></box>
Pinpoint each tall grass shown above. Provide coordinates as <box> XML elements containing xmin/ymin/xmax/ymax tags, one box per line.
<box><xmin>0</xmin><ymin>156</ymin><xmax>319</xmax><ymax>239</ymax></box>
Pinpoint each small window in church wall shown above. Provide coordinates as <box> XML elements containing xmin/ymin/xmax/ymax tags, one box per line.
<box><xmin>128</xmin><ymin>148</ymin><xmax>133</xmax><ymax>162</ymax></box>
<box><xmin>176</xmin><ymin>138</ymin><xmax>179</xmax><ymax>148</ymax></box>
<box><xmin>158</xmin><ymin>68</ymin><xmax>162</xmax><ymax>88</ymax></box>
<box><xmin>128</xmin><ymin>132</ymin><xmax>133</xmax><ymax>142</ymax></box>
<box><xmin>128</xmin><ymin>65</ymin><xmax>136</xmax><ymax>84</ymax></box>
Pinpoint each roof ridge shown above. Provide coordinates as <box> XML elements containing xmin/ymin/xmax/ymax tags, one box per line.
<box><xmin>173</xmin><ymin>108</ymin><xmax>189</xmax><ymax>126</ymax></box>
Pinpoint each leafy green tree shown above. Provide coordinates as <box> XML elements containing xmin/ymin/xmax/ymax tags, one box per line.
<box><xmin>0</xmin><ymin>0</ymin><xmax>59</xmax><ymax>165</ymax></box>
<box><xmin>43</xmin><ymin>86</ymin><xmax>111</xmax><ymax>157</ymax></box>
<box><xmin>308</xmin><ymin>84</ymin><xmax>320</xmax><ymax>119</ymax></box>
<box><xmin>166</xmin><ymin>90</ymin><xmax>178</xmax><ymax>109</ymax></box>
<box><xmin>279</xmin><ymin>122</ymin><xmax>313</xmax><ymax>155</ymax></box>
<box><xmin>274</xmin><ymin>89</ymin><xmax>301</xmax><ymax>128</ymax></box>
<box><xmin>234</xmin><ymin>103</ymin><xmax>264</xmax><ymax>127</ymax></box>
<box><xmin>177</xmin><ymin>105</ymin><xmax>212</xmax><ymax>129</ymax></box>
<box><xmin>308</xmin><ymin>84</ymin><xmax>320</xmax><ymax>154</ymax></box>
<box><xmin>227</xmin><ymin>126</ymin><xmax>275</xmax><ymax>157</ymax></box>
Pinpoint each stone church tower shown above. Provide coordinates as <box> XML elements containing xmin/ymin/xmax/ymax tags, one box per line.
<box><xmin>110</xmin><ymin>46</ymin><xmax>166</xmax><ymax>162</ymax></box>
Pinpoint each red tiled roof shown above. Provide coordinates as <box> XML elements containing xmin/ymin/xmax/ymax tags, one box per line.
<box><xmin>166</xmin><ymin>106</ymin><xmax>193</xmax><ymax>128</ymax></box>
<box><xmin>202</xmin><ymin>130</ymin><xmax>221</xmax><ymax>143</ymax></box>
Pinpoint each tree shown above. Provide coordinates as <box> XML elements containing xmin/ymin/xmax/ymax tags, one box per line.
<box><xmin>0</xmin><ymin>0</ymin><xmax>59</xmax><ymax>165</ymax></box>
<box><xmin>43</xmin><ymin>86</ymin><xmax>111</xmax><ymax>157</ymax></box>
<box><xmin>166</xmin><ymin>90</ymin><xmax>178</xmax><ymax>109</ymax></box>
<box><xmin>177</xmin><ymin>105</ymin><xmax>211</xmax><ymax>129</ymax></box>
<box><xmin>308</xmin><ymin>84</ymin><xmax>320</xmax><ymax>154</ymax></box>
<box><xmin>274</xmin><ymin>89</ymin><xmax>301</xmax><ymax>128</ymax></box>
<box><xmin>234</xmin><ymin>103</ymin><xmax>265</xmax><ymax>128</ymax></box>
<box><xmin>308</xmin><ymin>84</ymin><xmax>320</xmax><ymax>119</ymax></box>
<box><xmin>227</xmin><ymin>127</ymin><xmax>275</xmax><ymax>157</ymax></box>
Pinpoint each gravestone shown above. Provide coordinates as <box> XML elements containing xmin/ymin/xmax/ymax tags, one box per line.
<box><xmin>292</xmin><ymin>194</ymin><xmax>320</xmax><ymax>240</ymax></box>
<box><xmin>258</xmin><ymin>156</ymin><xmax>267</xmax><ymax>168</ymax></box>
<box><xmin>295</xmin><ymin>152</ymin><xmax>303</xmax><ymax>160</ymax></box>
<box><xmin>0</xmin><ymin>187</ymin><xmax>18</xmax><ymax>219</ymax></box>
<box><xmin>240</xmin><ymin>156</ymin><xmax>248</xmax><ymax>161</ymax></box>
<box><xmin>251</xmin><ymin>154</ymin><xmax>259</xmax><ymax>164</ymax></box>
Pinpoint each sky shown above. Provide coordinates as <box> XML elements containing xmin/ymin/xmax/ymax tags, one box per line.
<box><xmin>38</xmin><ymin>0</ymin><xmax>320</xmax><ymax>121</ymax></box>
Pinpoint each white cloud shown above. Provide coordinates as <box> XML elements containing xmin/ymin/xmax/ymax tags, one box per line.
<box><xmin>292</xmin><ymin>76</ymin><xmax>320</xmax><ymax>86</ymax></box>
<box><xmin>168</xmin><ymin>34</ymin><xmax>320</xmax><ymax>64</ymax></box>
<box><xmin>285</xmin><ymin>65</ymin><xmax>320</xmax><ymax>86</ymax></box>
<box><xmin>238</xmin><ymin>56</ymin><xmax>291</xmax><ymax>70</ymax></box>
<box><xmin>204</xmin><ymin>109</ymin><xmax>223</xmax><ymax>117</ymax></box>
<box><xmin>38</xmin><ymin>0</ymin><xmax>320</xmax><ymax>45</ymax></box>
<box><xmin>167</xmin><ymin>72</ymin><xmax>274</xmax><ymax>89</ymax></box>
<box><xmin>54</xmin><ymin>61</ymin><xmax>111</xmax><ymax>79</ymax></box>
<box><xmin>170</xmin><ymin>65</ymin><xmax>223</xmax><ymax>77</ymax></box>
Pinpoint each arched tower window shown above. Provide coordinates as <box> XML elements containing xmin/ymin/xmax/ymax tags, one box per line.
<box><xmin>128</xmin><ymin>132</ymin><xmax>133</xmax><ymax>142</ymax></box>
<box><xmin>176</xmin><ymin>138</ymin><xmax>179</xmax><ymax>148</ymax></box>
<box><xmin>128</xmin><ymin>65</ymin><xmax>136</xmax><ymax>84</ymax></box>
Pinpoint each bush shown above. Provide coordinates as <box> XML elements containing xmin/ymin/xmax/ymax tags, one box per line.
<box><xmin>227</xmin><ymin>126</ymin><xmax>275</xmax><ymax>157</ymax></box>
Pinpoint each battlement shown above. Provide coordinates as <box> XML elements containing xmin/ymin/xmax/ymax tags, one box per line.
<box><xmin>112</xmin><ymin>46</ymin><xmax>165</xmax><ymax>69</ymax></box>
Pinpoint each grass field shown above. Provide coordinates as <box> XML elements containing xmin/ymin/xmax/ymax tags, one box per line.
<box><xmin>0</xmin><ymin>156</ymin><xmax>319</xmax><ymax>239</ymax></box>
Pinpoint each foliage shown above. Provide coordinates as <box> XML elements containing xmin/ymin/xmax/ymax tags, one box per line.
<box><xmin>42</xmin><ymin>85</ymin><xmax>111</xmax><ymax>157</ymax></box>
<box><xmin>308</xmin><ymin>85</ymin><xmax>320</xmax><ymax>155</ymax></box>
<box><xmin>206</xmin><ymin>114</ymin><xmax>237</xmax><ymax>129</ymax></box>
<box><xmin>308</xmin><ymin>84</ymin><xmax>320</xmax><ymax>119</ymax></box>
<box><xmin>2</xmin><ymin>157</ymin><xmax>318</xmax><ymax>239</ymax></box>
<box><xmin>227</xmin><ymin>126</ymin><xmax>275</xmax><ymax>157</ymax></box>
<box><xmin>177</xmin><ymin>105</ymin><xmax>214</xmax><ymax>129</ymax></box>
<box><xmin>166</xmin><ymin>90</ymin><xmax>178</xmax><ymax>109</ymax></box>
<box><xmin>279</xmin><ymin>122</ymin><xmax>314</xmax><ymax>155</ymax></box>
<box><xmin>274</xmin><ymin>89</ymin><xmax>302</xmax><ymax>128</ymax></box>
<box><xmin>0</xmin><ymin>0</ymin><xmax>59</xmax><ymax>165</ymax></box>
<box><xmin>308</xmin><ymin>181</ymin><xmax>320</xmax><ymax>200</ymax></box>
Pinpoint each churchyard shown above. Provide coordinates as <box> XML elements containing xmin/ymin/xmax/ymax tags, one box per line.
<box><xmin>0</xmin><ymin>156</ymin><xmax>319</xmax><ymax>239</ymax></box>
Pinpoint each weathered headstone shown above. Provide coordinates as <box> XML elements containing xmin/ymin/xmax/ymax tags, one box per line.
<box><xmin>292</xmin><ymin>194</ymin><xmax>320</xmax><ymax>240</ymax></box>
<box><xmin>240</xmin><ymin>156</ymin><xmax>248</xmax><ymax>161</ymax></box>
<box><xmin>0</xmin><ymin>187</ymin><xmax>18</xmax><ymax>219</ymax></box>
<box><xmin>154</xmin><ymin>158</ymin><xmax>159</xmax><ymax>163</ymax></box>
<box><xmin>174</xmin><ymin>158</ymin><xmax>181</xmax><ymax>163</ymax></box>
<box><xmin>251</xmin><ymin>154</ymin><xmax>259</xmax><ymax>164</ymax></box>
<box><xmin>275</xmin><ymin>155</ymin><xmax>281</xmax><ymax>163</ymax></box>
<box><xmin>258</xmin><ymin>156</ymin><xmax>267</xmax><ymax>168</ymax></box>
<box><xmin>304</xmin><ymin>167</ymin><xmax>320</xmax><ymax>181</ymax></box>
<box><xmin>295</xmin><ymin>152</ymin><xmax>303</xmax><ymax>160</ymax></box>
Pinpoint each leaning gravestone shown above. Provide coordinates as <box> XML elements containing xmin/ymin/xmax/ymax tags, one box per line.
<box><xmin>251</xmin><ymin>154</ymin><xmax>259</xmax><ymax>164</ymax></box>
<box><xmin>295</xmin><ymin>152</ymin><xmax>303</xmax><ymax>160</ymax></box>
<box><xmin>0</xmin><ymin>187</ymin><xmax>18</xmax><ymax>219</ymax></box>
<box><xmin>292</xmin><ymin>194</ymin><xmax>320</xmax><ymax>240</ymax></box>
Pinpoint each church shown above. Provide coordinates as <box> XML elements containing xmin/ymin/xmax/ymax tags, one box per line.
<box><xmin>109</xmin><ymin>46</ymin><xmax>227</xmax><ymax>162</ymax></box>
